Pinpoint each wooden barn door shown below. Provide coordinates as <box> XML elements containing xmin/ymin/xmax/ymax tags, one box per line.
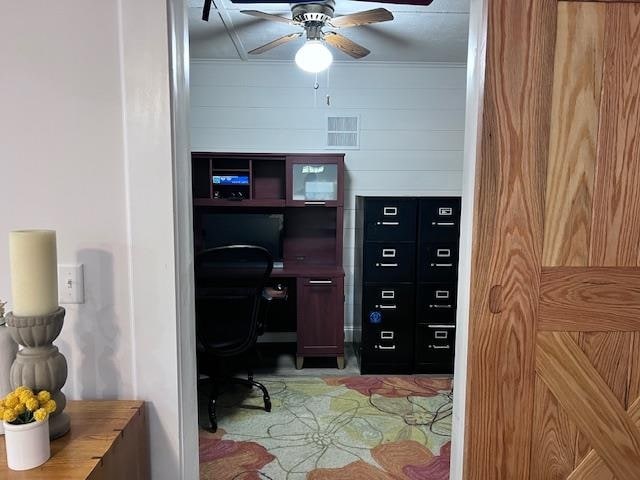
<box><xmin>464</xmin><ymin>1</ymin><xmax>640</xmax><ymax>479</ymax></box>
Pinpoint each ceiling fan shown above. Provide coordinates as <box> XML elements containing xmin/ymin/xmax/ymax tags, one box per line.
<box><xmin>246</xmin><ymin>2</ymin><xmax>392</xmax><ymax>61</ymax></box>
<box><xmin>201</xmin><ymin>0</ymin><xmax>398</xmax><ymax>68</ymax></box>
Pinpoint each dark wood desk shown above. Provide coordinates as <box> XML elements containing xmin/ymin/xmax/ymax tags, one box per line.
<box><xmin>0</xmin><ymin>401</ymin><xmax>149</xmax><ymax>479</ymax></box>
<box><xmin>192</xmin><ymin>152</ymin><xmax>346</xmax><ymax>369</ymax></box>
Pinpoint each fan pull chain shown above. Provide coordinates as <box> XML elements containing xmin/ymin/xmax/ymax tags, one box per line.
<box><xmin>313</xmin><ymin>73</ymin><xmax>320</xmax><ymax>107</ymax></box>
<box><xmin>326</xmin><ymin>67</ymin><xmax>331</xmax><ymax>107</ymax></box>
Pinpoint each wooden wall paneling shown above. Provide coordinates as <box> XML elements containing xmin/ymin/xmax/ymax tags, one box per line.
<box><xmin>542</xmin><ymin>2</ymin><xmax>604</xmax><ymax>268</ymax></box>
<box><xmin>538</xmin><ymin>267</ymin><xmax>640</xmax><ymax>331</ymax></box>
<box><xmin>537</xmin><ymin>331</ymin><xmax>640</xmax><ymax>479</ymax></box>
<box><xmin>462</xmin><ymin>0</ymin><xmax>556</xmax><ymax>478</ymax></box>
<box><xmin>589</xmin><ymin>3</ymin><xmax>640</xmax><ymax>267</ymax></box>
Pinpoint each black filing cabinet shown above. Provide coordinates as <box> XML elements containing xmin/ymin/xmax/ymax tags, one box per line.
<box><xmin>354</xmin><ymin>196</ymin><xmax>461</xmax><ymax>374</ymax></box>
<box><xmin>354</xmin><ymin>197</ymin><xmax>416</xmax><ymax>373</ymax></box>
<box><xmin>414</xmin><ymin>197</ymin><xmax>461</xmax><ymax>373</ymax></box>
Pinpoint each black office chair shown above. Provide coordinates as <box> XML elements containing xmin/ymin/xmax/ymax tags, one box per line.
<box><xmin>194</xmin><ymin>245</ymin><xmax>273</xmax><ymax>432</ymax></box>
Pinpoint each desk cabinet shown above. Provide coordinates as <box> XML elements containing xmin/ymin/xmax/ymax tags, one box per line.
<box><xmin>296</xmin><ymin>276</ymin><xmax>345</xmax><ymax>369</ymax></box>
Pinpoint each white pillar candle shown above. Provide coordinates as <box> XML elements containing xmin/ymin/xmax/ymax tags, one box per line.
<box><xmin>9</xmin><ymin>230</ymin><xmax>58</xmax><ymax>317</ymax></box>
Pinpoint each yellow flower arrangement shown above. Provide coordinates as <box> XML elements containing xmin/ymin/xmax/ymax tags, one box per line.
<box><xmin>0</xmin><ymin>386</ymin><xmax>56</xmax><ymax>425</ymax></box>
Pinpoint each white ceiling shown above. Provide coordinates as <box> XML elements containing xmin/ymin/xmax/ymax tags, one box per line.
<box><xmin>188</xmin><ymin>0</ymin><xmax>470</xmax><ymax>63</ymax></box>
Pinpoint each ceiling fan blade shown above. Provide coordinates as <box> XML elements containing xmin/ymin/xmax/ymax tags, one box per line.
<box><xmin>240</xmin><ymin>10</ymin><xmax>298</xmax><ymax>25</ymax></box>
<box><xmin>324</xmin><ymin>32</ymin><xmax>370</xmax><ymax>59</ymax></box>
<box><xmin>329</xmin><ymin>8</ymin><xmax>393</xmax><ymax>28</ymax></box>
<box><xmin>202</xmin><ymin>0</ymin><xmax>212</xmax><ymax>21</ymax></box>
<box><xmin>248</xmin><ymin>32</ymin><xmax>303</xmax><ymax>55</ymax></box>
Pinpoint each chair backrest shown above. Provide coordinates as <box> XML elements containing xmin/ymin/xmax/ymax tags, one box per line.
<box><xmin>194</xmin><ymin>245</ymin><xmax>273</xmax><ymax>357</ymax></box>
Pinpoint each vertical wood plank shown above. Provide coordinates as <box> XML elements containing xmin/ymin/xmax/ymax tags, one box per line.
<box><xmin>628</xmin><ymin>333</ymin><xmax>640</xmax><ymax>408</ymax></box>
<box><xmin>542</xmin><ymin>2</ymin><xmax>604</xmax><ymax>267</ymax></box>
<box><xmin>589</xmin><ymin>3</ymin><xmax>640</xmax><ymax>267</ymax></box>
<box><xmin>463</xmin><ymin>0</ymin><xmax>556</xmax><ymax>478</ymax></box>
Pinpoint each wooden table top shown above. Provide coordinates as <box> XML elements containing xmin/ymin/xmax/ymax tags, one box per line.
<box><xmin>0</xmin><ymin>400</ymin><xmax>145</xmax><ymax>479</ymax></box>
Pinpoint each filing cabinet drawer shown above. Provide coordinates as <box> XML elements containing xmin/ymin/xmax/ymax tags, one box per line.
<box><xmin>361</xmin><ymin>327</ymin><xmax>412</xmax><ymax>365</ymax></box>
<box><xmin>417</xmin><ymin>243</ymin><xmax>459</xmax><ymax>282</ymax></box>
<box><xmin>419</xmin><ymin>197</ymin><xmax>461</xmax><ymax>242</ymax></box>
<box><xmin>364</xmin><ymin>198</ymin><xmax>417</xmax><ymax>242</ymax></box>
<box><xmin>363</xmin><ymin>285</ymin><xmax>414</xmax><ymax>327</ymax></box>
<box><xmin>416</xmin><ymin>284</ymin><xmax>457</xmax><ymax>324</ymax></box>
<box><xmin>414</xmin><ymin>324</ymin><xmax>456</xmax><ymax>364</ymax></box>
<box><xmin>364</xmin><ymin>243</ymin><xmax>415</xmax><ymax>282</ymax></box>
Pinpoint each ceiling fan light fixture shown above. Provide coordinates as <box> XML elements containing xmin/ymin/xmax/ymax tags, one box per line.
<box><xmin>295</xmin><ymin>40</ymin><xmax>333</xmax><ymax>73</ymax></box>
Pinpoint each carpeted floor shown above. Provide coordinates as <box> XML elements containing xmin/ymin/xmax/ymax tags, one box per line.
<box><xmin>199</xmin><ymin>376</ymin><xmax>452</xmax><ymax>479</ymax></box>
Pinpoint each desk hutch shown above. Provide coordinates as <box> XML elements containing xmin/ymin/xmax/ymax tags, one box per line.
<box><xmin>191</xmin><ymin>152</ymin><xmax>345</xmax><ymax>369</ymax></box>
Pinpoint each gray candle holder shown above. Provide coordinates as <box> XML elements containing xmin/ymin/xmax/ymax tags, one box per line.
<box><xmin>5</xmin><ymin>307</ymin><xmax>70</xmax><ymax>439</ymax></box>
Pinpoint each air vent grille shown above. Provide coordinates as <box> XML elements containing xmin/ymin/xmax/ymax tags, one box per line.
<box><xmin>326</xmin><ymin>115</ymin><xmax>359</xmax><ymax>149</ymax></box>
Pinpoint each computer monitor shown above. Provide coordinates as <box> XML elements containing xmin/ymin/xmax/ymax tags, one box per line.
<box><xmin>200</xmin><ymin>213</ymin><xmax>284</xmax><ymax>262</ymax></box>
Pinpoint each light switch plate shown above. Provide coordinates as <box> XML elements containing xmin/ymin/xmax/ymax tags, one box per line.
<box><xmin>58</xmin><ymin>264</ymin><xmax>84</xmax><ymax>304</ymax></box>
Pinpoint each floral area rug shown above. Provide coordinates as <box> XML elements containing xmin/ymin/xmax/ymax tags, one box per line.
<box><xmin>199</xmin><ymin>376</ymin><xmax>452</xmax><ymax>479</ymax></box>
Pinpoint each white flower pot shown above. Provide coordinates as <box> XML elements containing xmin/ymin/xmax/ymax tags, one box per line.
<box><xmin>3</xmin><ymin>420</ymin><xmax>50</xmax><ymax>470</ymax></box>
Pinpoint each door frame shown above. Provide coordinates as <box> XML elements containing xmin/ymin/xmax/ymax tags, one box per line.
<box><xmin>163</xmin><ymin>0</ymin><xmax>488</xmax><ymax>478</ymax></box>
<box><xmin>450</xmin><ymin>0</ymin><xmax>488</xmax><ymax>478</ymax></box>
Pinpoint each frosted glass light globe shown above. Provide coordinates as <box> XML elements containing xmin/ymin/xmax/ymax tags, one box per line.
<box><xmin>295</xmin><ymin>40</ymin><xmax>333</xmax><ymax>73</ymax></box>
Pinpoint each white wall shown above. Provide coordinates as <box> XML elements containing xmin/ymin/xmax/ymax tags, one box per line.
<box><xmin>190</xmin><ymin>60</ymin><xmax>466</xmax><ymax>333</ymax></box>
<box><xmin>1</xmin><ymin>1</ymin><xmax>193</xmax><ymax>478</ymax></box>
<box><xmin>0</xmin><ymin>2</ymin><xmax>133</xmax><ymax>399</ymax></box>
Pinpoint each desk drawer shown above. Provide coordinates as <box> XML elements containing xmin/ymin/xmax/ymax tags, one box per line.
<box><xmin>419</xmin><ymin>197</ymin><xmax>461</xmax><ymax>242</ymax></box>
<box><xmin>417</xmin><ymin>243</ymin><xmax>459</xmax><ymax>282</ymax></box>
<box><xmin>364</xmin><ymin>198</ymin><xmax>417</xmax><ymax>242</ymax></box>
<box><xmin>416</xmin><ymin>284</ymin><xmax>457</xmax><ymax>324</ymax></box>
<box><xmin>363</xmin><ymin>244</ymin><xmax>415</xmax><ymax>283</ymax></box>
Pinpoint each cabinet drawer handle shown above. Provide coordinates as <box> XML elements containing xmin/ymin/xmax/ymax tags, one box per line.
<box><xmin>376</xmin><ymin>263</ymin><xmax>399</xmax><ymax>268</ymax></box>
<box><xmin>429</xmin><ymin>304</ymin><xmax>452</xmax><ymax>309</ymax></box>
<box><xmin>304</xmin><ymin>201</ymin><xmax>326</xmax><ymax>205</ymax></box>
<box><xmin>377</xmin><ymin>304</ymin><xmax>396</xmax><ymax>310</ymax></box>
<box><xmin>431</xmin><ymin>345</ymin><xmax>451</xmax><ymax>350</ymax></box>
<box><xmin>432</xmin><ymin>221</ymin><xmax>455</xmax><ymax>226</ymax></box>
<box><xmin>376</xmin><ymin>221</ymin><xmax>400</xmax><ymax>226</ymax></box>
<box><xmin>431</xmin><ymin>263</ymin><xmax>453</xmax><ymax>267</ymax></box>
<box><xmin>382</xmin><ymin>249</ymin><xmax>396</xmax><ymax>257</ymax></box>
<box><xmin>309</xmin><ymin>280</ymin><xmax>333</xmax><ymax>285</ymax></box>
<box><xmin>383</xmin><ymin>207</ymin><xmax>397</xmax><ymax>216</ymax></box>
<box><xmin>377</xmin><ymin>345</ymin><xmax>396</xmax><ymax>350</ymax></box>
<box><xmin>427</xmin><ymin>324</ymin><xmax>455</xmax><ymax>329</ymax></box>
